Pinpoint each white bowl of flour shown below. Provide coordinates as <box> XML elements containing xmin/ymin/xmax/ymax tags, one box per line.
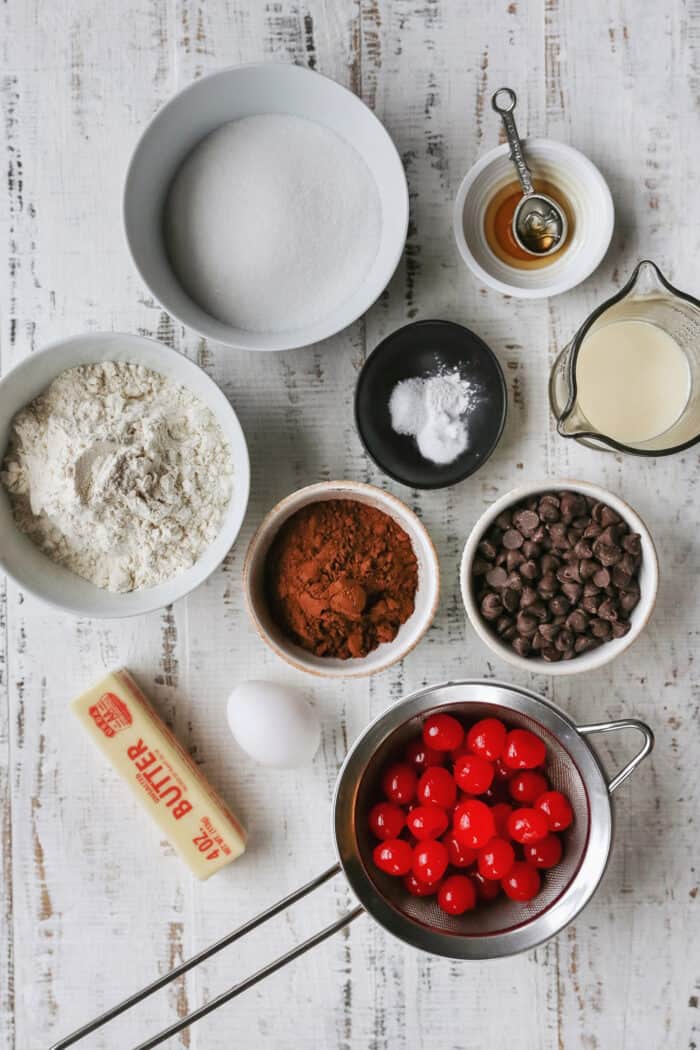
<box><xmin>0</xmin><ymin>332</ymin><xmax>250</xmax><ymax>617</ymax></box>
<box><xmin>123</xmin><ymin>63</ymin><xmax>409</xmax><ymax>351</ymax></box>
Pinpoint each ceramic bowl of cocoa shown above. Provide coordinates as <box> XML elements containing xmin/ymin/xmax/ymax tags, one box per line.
<box><xmin>460</xmin><ymin>480</ymin><xmax>658</xmax><ymax>676</ymax></box>
<box><xmin>243</xmin><ymin>481</ymin><xmax>440</xmax><ymax>678</ymax></box>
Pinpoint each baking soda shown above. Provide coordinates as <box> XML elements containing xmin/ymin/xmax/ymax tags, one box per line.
<box><xmin>389</xmin><ymin>369</ymin><xmax>477</xmax><ymax>465</ymax></box>
<box><xmin>165</xmin><ymin>114</ymin><xmax>382</xmax><ymax>333</ymax></box>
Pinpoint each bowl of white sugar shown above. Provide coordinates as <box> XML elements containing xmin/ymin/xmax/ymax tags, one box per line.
<box><xmin>123</xmin><ymin>64</ymin><xmax>409</xmax><ymax>352</ymax></box>
<box><xmin>0</xmin><ymin>332</ymin><xmax>250</xmax><ymax>617</ymax></box>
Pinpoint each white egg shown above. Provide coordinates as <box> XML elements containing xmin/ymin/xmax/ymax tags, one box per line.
<box><xmin>226</xmin><ymin>680</ymin><xmax>321</xmax><ymax>768</ymax></box>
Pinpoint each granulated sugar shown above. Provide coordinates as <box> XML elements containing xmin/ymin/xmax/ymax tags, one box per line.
<box><xmin>165</xmin><ymin>114</ymin><xmax>382</xmax><ymax>333</ymax></box>
<box><xmin>389</xmin><ymin>369</ymin><xmax>477</xmax><ymax>465</ymax></box>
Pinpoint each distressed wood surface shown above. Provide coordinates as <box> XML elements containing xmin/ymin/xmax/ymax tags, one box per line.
<box><xmin>1</xmin><ymin>1</ymin><xmax>699</xmax><ymax>1048</ymax></box>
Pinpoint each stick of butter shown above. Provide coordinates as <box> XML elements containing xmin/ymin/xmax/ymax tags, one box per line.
<box><xmin>72</xmin><ymin>669</ymin><xmax>246</xmax><ymax>879</ymax></box>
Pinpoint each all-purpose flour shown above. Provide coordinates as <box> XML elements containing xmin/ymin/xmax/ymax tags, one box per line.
<box><xmin>1</xmin><ymin>361</ymin><xmax>233</xmax><ymax>592</ymax></box>
<box><xmin>164</xmin><ymin>114</ymin><xmax>382</xmax><ymax>333</ymax></box>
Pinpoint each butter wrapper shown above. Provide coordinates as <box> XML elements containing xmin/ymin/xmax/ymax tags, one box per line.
<box><xmin>72</xmin><ymin>669</ymin><xmax>246</xmax><ymax>879</ymax></box>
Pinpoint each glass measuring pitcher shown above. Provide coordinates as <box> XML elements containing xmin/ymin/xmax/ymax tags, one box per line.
<box><xmin>550</xmin><ymin>260</ymin><xmax>700</xmax><ymax>454</ymax></box>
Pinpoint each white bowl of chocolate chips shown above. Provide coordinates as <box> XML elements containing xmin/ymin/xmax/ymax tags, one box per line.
<box><xmin>460</xmin><ymin>480</ymin><xmax>659</xmax><ymax>676</ymax></box>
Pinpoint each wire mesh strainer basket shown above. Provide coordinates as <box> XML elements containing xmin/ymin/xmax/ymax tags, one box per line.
<box><xmin>52</xmin><ymin>679</ymin><xmax>653</xmax><ymax>1049</ymax></box>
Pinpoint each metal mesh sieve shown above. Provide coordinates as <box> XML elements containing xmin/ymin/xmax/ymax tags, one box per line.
<box><xmin>355</xmin><ymin>700</ymin><xmax>589</xmax><ymax>936</ymax></box>
<box><xmin>334</xmin><ymin>680</ymin><xmax>651</xmax><ymax>959</ymax></box>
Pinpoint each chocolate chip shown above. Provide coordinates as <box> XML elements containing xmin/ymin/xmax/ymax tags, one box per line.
<box><xmin>529</xmin><ymin>600</ymin><xmax>549</xmax><ymax>622</ymax></box>
<box><xmin>548</xmin><ymin>522</ymin><xmax>570</xmax><ymax>548</ymax></box>
<box><xmin>506</xmin><ymin>549</ymin><xmax>526</xmax><ymax>572</ymax></box>
<box><xmin>560</xmin><ymin>492</ymin><xmax>586</xmax><ymax>522</ymax></box>
<box><xmin>579</xmin><ymin>558</ymin><xmax>598</xmax><ymax>580</ymax></box>
<box><xmin>520</xmin><ymin>559</ymin><xmax>539</xmax><ymax>580</ymax></box>
<box><xmin>516</xmin><ymin>611</ymin><xmax>539</xmax><ymax>636</ymax></box>
<box><xmin>599</xmin><ymin>505</ymin><xmax>621</xmax><ymax>527</ymax></box>
<box><xmin>592</xmin><ymin>567</ymin><xmax>611</xmax><ymax>588</ymax></box>
<box><xmin>521</xmin><ymin>540</ymin><xmax>542</xmax><ymax>559</ymax></box>
<box><xmin>581</xmin><ymin>594</ymin><xmax>599</xmax><ymax>615</ymax></box>
<box><xmin>611</xmin><ymin>620</ymin><xmax>632</xmax><ymax>639</ymax></box>
<box><xmin>612</xmin><ymin>565</ymin><xmax>632</xmax><ymax>589</ymax></box>
<box><xmin>595</xmin><ymin>543</ymin><xmax>623</xmax><ymax>567</ymax></box>
<box><xmin>549</xmin><ymin>594</ymin><xmax>570</xmax><ymax>617</ymax></box>
<box><xmin>597</xmin><ymin>598</ymin><xmax>619</xmax><ymax>623</ymax></box>
<box><xmin>555</xmin><ymin>628</ymin><xmax>574</xmax><ymax>652</ymax></box>
<box><xmin>619</xmin><ymin>587</ymin><xmax>641</xmax><ymax>613</ymax></box>
<box><xmin>520</xmin><ymin>586</ymin><xmax>538</xmax><ymax>608</ymax></box>
<box><xmin>495</xmin><ymin>510</ymin><xmax>513</xmax><ymax>530</ymax></box>
<box><xmin>574</xmin><ymin>539</ymin><xmax>594</xmax><ymax>559</ymax></box>
<box><xmin>623</xmin><ymin>533</ymin><xmax>641</xmax><ymax>556</ymax></box>
<box><xmin>505</xmin><ymin>571</ymin><xmax>524</xmax><ymax>591</ymax></box>
<box><xmin>566</xmin><ymin>609</ymin><xmax>589</xmax><ymax>633</ymax></box>
<box><xmin>472</xmin><ymin>557</ymin><xmax>491</xmax><ymax>576</ymax></box>
<box><xmin>485</xmin><ymin>566</ymin><xmax>508</xmax><ymax>589</ymax></box>
<box><xmin>512</xmin><ymin>636</ymin><xmax>531</xmax><ymax>657</ymax></box>
<box><xmin>496</xmin><ymin>614</ymin><xmax>514</xmax><ymax>636</ymax></box>
<box><xmin>478</xmin><ymin>539</ymin><xmax>497</xmax><ymax>560</ymax></box>
<box><xmin>513</xmin><ymin>509</ymin><xmax>540</xmax><ymax>536</ymax></box>
<box><xmin>537</xmin><ymin>572</ymin><xmax>558</xmax><ymax>599</ymax></box>
<box><xmin>590</xmin><ymin>617</ymin><xmax>612</xmax><ymax>639</ymax></box>
<box><xmin>502</xmin><ymin>588</ymin><xmax>520</xmax><ymax>613</ymax></box>
<box><xmin>574</xmin><ymin>635</ymin><xmax>600</xmax><ymax>654</ymax></box>
<box><xmin>542</xmin><ymin>647</ymin><xmax>562</xmax><ymax>662</ymax></box>
<box><xmin>596</xmin><ymin>524</ymin><xmax>622</xmax><ymax>548</ymax></box>
<box><xmin>540</xmin><ymin>553</ymin><xmax>560</xmax><ymax>574</ymax></box>
<box><xmin>539</xmin><ymin>622</ymin><xmax>560</xmax><ymax>642</ymax></box>
<box><xmin>538</xmin><ymin>498</ymin><xmax>560</xmax><ymax>523</ymax></box>
<box><xmin>557</xmin><ymin>562</ymin><xmax>582</xmax><ymax>585</ymax></box>
<box><xmin>618</xmin><ymin>551</ymin><xmax>639</xmax><ymax>576</ymax></box>
<box><xmin>561</xmin><ymin>581</ymin><xmax>582</xmax><ymax>604</ymax></box>
<box><xmin>503</xmin><ymin>529</ymin><xmax>524</xmax><ymax>550</ymax></box>
<box><xmin>481</xmin><ymin>592</ymin><xmax>503</xmax><ymax>621</ymax></box>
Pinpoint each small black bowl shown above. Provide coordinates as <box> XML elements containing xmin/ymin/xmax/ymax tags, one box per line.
<box><xmin>355</xmin><ymin>320</ymin><xmax>507</xmax><ymax>490</ymax></box>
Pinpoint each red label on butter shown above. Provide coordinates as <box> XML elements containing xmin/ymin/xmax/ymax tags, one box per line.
<box><xmin>88</xmin><ymin>692</ymin><xmax>133</xmax><ymax>737</ymax></box>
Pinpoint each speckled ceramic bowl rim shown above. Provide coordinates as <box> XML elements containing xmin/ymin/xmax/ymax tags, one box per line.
<box><xmin>460</xmin><ymin>479</ymin><xmax>659</xmax><ymax>676</ymax></box>
<box><xmin>453</xmin><ymin>139</ymin><xmax>614</xmax><ymax>299</ymax></box>
<box><xmin>243</xmin><ymin>480</ymin><xmax>441</xmax><ymax>678</ymax></box>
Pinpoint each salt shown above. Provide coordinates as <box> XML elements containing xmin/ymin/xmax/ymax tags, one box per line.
<box><xmin>388</xmin><ymin>369</ymin><xmax>477</xmax><ymax>465</ymax></box>
<box><xmin>164</xmin><ymin>114</ymin><xmax>382</xmax><ymax>333</ymax></box>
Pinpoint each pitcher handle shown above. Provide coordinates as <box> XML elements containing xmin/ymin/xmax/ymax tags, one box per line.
<box><xmin>578</xmin><ymin>718</ymin><xmax>654</xmax><ymax>793</ymax></box>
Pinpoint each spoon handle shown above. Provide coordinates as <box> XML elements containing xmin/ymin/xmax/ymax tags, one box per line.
<box><xmin>491</xmin><ymin>87</ymin><xmax>534</xmax><ymax>197</ymax></box>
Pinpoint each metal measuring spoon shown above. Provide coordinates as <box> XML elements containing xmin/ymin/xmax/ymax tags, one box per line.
<box><xmin>491</xmin><ymin>87</ymin><xmax>567</xmax><ymax>256</ymax></box>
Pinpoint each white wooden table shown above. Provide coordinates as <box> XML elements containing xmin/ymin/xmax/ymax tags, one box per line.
<box><xmin>1</xmin><ymin>2</ymin><xmax>698</xmax><ymax>1048</ymax></box>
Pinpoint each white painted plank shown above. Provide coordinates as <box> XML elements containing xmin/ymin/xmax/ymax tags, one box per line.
<box><xmin>0</xmin><ymin>0</ymin><xmax>698</xmax><ymax>1048</ymax></box>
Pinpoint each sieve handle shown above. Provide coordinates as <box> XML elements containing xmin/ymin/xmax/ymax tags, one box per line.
<box><xmin>578</xmin><ymin>718</ymin><xmax>654</xmax><ymax>793</ymax></box>
<box><xmin>50</xmin><ymin>862</ymin><xmax>363</xmax><ymax>1050</ymax></box>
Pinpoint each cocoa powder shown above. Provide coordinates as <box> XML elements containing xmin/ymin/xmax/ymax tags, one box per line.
<box><xmin>265</xmin><ymin>499</ymin><xmax>419</xmax><ymax>660</ymax></box>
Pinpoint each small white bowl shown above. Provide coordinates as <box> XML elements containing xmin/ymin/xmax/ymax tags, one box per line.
<box><xmin>244</xmin><ymin>481</ymin><xmax>440</xmax><ymax>677</ymax></box>
<box><xmin>453</xmin><ymin>139</ymin><xmax>614</xmax><ymax>299</ymax></box>
<box><xmin>0</xmin><ymin>332</ymin><xmax>250</xmax><ymax>618</ymax></box>
<box><xmin>460</xmin><ymin>480</ymin><xmax>658</xmax><ymax>676</ymax></box>
<box><xmin>123</xmin><ymin>63</ymin><xmax>409</xmax><ymax>352</ymax></box>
